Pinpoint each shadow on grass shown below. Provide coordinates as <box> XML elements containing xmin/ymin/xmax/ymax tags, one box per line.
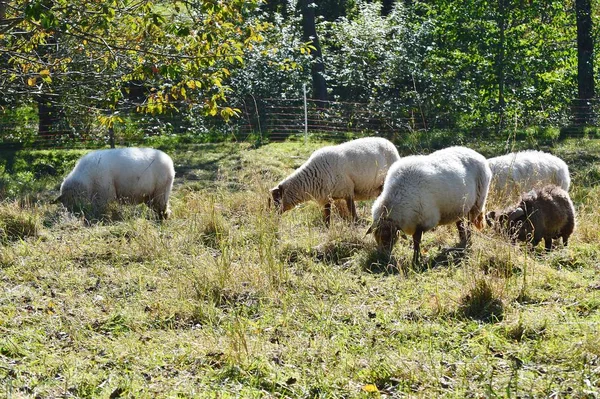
<box><xmin>363</xmin><ymin>243</ymin><xmax>470</xmax><ymax>276</ymax></box>
<box><xmin>44</xmin><ymin>202</ymin><xmax>168</xmax><ymax>231</ymax></box>
<box><xmin>173</xmin><ymin>144</ymin><xmax>243</xmax><ymax>182</ymax></box>
<box><xmin>312</xmin><ymin>240</ymin><xmax>364</xmax><ymax>265</ymax></box>
<box><xmin>457</xmin><ymin>278</ymin><xmax>505</xmax><ymax>323</ymax></box>
<box><xmin>359</xmin><ymin>249</ymin><xmax>402</xmax><ymax>275</ymax></box>
<box><xmin>421</xmin><ymin>244</ymin><xmax>468</xmax><ymax>270</ymax></box>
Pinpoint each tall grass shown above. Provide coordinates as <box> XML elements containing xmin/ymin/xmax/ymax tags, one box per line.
<box><xmin>1</xmin><ymin>139</ymin><xmax>600</xmax><ymax>397</ymax></box>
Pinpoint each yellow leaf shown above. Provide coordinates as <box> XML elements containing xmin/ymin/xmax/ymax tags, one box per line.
<box><xmin>27</xmin><ymin>77</ymin><xmax>37</xmax><ymax>86</ymax></box>
<box><xmin>362</xmin><ymin>384</ymin><xmax>379</xmax><ymax>393</ymax></box>
<box><xmin>39</xmin><ymin>69</ymin><xmax>50</xmax><ymax>77</ymax></box>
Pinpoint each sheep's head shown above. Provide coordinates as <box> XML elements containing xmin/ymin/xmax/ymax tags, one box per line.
<box><xmin>367</xmin><ymin>218</ymin><xmax>402</xmax><ymax>251</ymax></box>
<box><xmin>485</xmin><ymin>211</ymin><xmax>497</xmax><ymax>227</ymax></box>
<box><xmin>57</xmin><ymin>180</ymin><xmax>90</xmax><ymax>213</ymax></box>
<box><xmin>508</xmin><ymin>207</ymin><xmax>536</xmax><ymax>243</ymax></box>
<box><xmin>270</xmin><ymin>183</ymin><xmax>298</xmax><ymax>214</ymax></box>
<box><xmin>270</xmin><ymin>185</ymin><xmax>283</xmax><ymax>213</ymax></box>
<box><xmin>488</xmin><ymin>207</ymin><xmax>531</xmax><ymax>242</ymax></box>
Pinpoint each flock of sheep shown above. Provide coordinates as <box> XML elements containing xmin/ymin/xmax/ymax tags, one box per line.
<box><xmin>57</xmin><ymin>137</ymin><xmax>575</xmax><ymax>265</ymax></box>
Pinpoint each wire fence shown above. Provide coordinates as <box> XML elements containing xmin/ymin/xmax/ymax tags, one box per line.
<box><xmin>239</xmin><ymin>97</ymin><xmax>429</xmax><ymax>142</ymax></box>
<box><xmin>1</xmin><ymin>95</ymin><xmax>600</xmax><ymax>149</ymax></box>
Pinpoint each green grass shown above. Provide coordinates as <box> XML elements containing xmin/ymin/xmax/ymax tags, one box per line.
<box><xmin>1</xmin><ymin>137</ymin><xmax>600</xmax><ymax>397</ymax></box>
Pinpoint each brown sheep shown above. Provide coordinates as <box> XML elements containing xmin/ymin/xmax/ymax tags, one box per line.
<box><xmin>487</xmin><ymin>185</ymin><xmax>575</xmax><ymax>251</ymax></box>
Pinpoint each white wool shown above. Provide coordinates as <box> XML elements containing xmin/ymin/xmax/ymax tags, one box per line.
<box><xmin>372</xmin><ymin>146</ymin><xmax>492</xmax><ymax>236</ymax></box>
<box><xmin>59</xmin><ymin>147</ymin><xmax>175</xmax><ymax>218</ymax></box>
<box><xmin>274</xmin><ymin>137</ymin><xmax>400</xmax><ymax>210</ymax></box>
<box><xmin>487</xmin><ymin>150</ymin><xmax>570</xmax><ymax>200</ymax></box>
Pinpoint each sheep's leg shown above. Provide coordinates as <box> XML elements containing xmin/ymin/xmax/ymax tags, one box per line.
<box><xmin>412</xmin><ymin>228</ymin><xmax>423</xmax><ymax>265</ymax></box>
<box><xmin>562</xmin><ymin>213</ymin><xmax>575</xmax><ymax>247</ymax></box>
<box><xmin>531</xmin><ymin>229</ymin><xmax>544</xmax><ymax>249</ymax></box>
<box><xmin>544</xmin><ymin>237</ymin><xmax>553</xmax><ymax>251</ymax></box>
<box><xmin>530</xmin><ymin>236</ymin><xmax>542</xmax><ymax>250</ymax></box>
<box><xmin>323</xmin><ymin>202</ymin><xmax>332</xmax><ymax>227</ymax></box>
<box><xmin>345</xmin><ymin>197</ymin><xmax>358</xmax><ymax>223</ymax></box>
<box><xmin>456</xmin><ymin>220</ymin><xmax>471</xmax><ymax>247</ymax></box>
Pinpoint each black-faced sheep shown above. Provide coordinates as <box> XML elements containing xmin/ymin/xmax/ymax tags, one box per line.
<box><xmin>58</xmin><ymin>147</ymin><xmax>175</xmax><ymax>219</ymax></box>
<box><xmin>488</xmin><ymin>150</ymin><xmax>570</xmax><ymax>203</ymax></box>
<box><xmin>270</xmin><ymin>137</ymin><xmax>400</xmax><ymax>226</ymax></box>
<box><xmin>487</xmin><ymin>184</ymin><xmax>575</xmax><ymax>251</ymax></box>
<box><xmin>368</xmin><ymin>146</ymin><xmax>492</xmax><ymax>265</ymax></box>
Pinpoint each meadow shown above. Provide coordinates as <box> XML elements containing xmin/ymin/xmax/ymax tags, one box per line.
<box><xmin>1</xmin><ymin>135</ymin><xmax>600</xmax><ymax>398</ymax></box>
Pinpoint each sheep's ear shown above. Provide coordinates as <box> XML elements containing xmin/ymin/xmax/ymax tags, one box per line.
<box><xmin>509</xmin><ymin>207</ymin><xmax>525</xmax><ymax>221</ymax></box>
<box><xmin>485</xmin><ymin>211</ymin><xmax>496</xmax><ymax>226</ymax></box>
<box><xmin>365</xmin><ymin>222</ymin><xmax>376</xmax><ymax>236</ymax></box>
<box><xmin>270</xmin><ymin>185</ymin><xmax>283</xmax><ymax>201</ymax></box>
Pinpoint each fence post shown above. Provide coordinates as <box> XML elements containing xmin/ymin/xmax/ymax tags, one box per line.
<box><xmin>250</xmin><ymin>94</ymin><xmax>262</xmax><ymax>143</ymax></box>
<box><xmin>303</xmin><ymin>83</ymin><xmax>308</xmax><ymax>144</ymax></box>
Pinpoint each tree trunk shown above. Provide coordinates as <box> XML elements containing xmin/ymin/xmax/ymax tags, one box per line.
<box><xmin>496</xmin><ymin>0</ymin><xmax>506</xmax><ymax>132</ymax></box>
<box><xmin>37</xmin><ymin>0</ymin><xmax>60</xmax><ymax>137</ymax></box>
<box><xmin>575</xmin><ymin>0</ymin><xmax>595</xmax><ymax>124</ymax></box>
<box><xmin>263</xmin><ymin>0</ymin><xmax>288</xmax><ymax>20</ymax></box>
<box><xmin>382</xmin><ymin>0</ymin><xmax>395</xmax><ymax>16</ymax></box>
<box><xmin>37</xmin><ymin>94</ymin><xmax>57</xmax><ymax>137</ymax></box>
<box><xmin>0</xmin><ymin>1</ymin><xmax>7</xmax><ymax>20</ymax></box>
<box><xmin>298</xmin><ymin>0</ymin><xmax>327</xmax><ymax>103</ymax></box>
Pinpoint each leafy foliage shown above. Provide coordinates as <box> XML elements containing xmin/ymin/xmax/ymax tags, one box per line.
<box><xmin>1</xmin><ymin>0</ymin><xmax>266</xmax><ymax>128</ymax></box>
<box><xmin>229</xmin><ymin>8</ymin><xmax>313</xmax><ymax>101</ymax></box>
<box><xmin>315</xmin><ymin>0</ymin><xmax>579</xmax><ymax>131</ymax></box>
<box><xmin>0</xmin><ymin>0</ymin><xmax>597</xmax><ymax>143</ymax></box>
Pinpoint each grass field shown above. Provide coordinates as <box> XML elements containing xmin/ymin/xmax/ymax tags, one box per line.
<box><xmin>1</xmin><ymin>137</ymin><xmax>600</xmax><ymax>397</ymax></box>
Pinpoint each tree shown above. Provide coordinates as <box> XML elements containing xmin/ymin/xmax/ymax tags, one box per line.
<box><xmin>0</xmin><ymin>0</ymin><xmax>266</xmax><ymax>140</ymax></box>
<box><xmin>298</xmin><ymin>0</ymin><xmax>328</xmax><ymax>102</ymax></box>
<box><xmin>575</xmin><ymin>0</ymin><xmax>595</xmax><ymax>124</ymax></box>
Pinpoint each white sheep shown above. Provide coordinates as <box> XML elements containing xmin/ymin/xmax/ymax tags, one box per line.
<box><xmin>487</xmin><ymin>150</ymin><xmax>570</xmax><ymax>202</ymax></box>
<box><xmin>270</xmin><ymin>137</ymin><xmax>400</xmax><ymax>226</ymax></box>
<box><xmin>58</xmin><ymin>147</ymin><xmax>175</xmax><ymax>219</ymax></box>
<box><xmin>368</xmin><ymin>146</ymin><xmax>492</xmax><ymax>264</ymax></box>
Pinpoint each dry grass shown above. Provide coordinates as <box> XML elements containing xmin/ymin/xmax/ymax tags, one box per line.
<box><xmin>1</xmin><ymin>139</ymin><xmax>600</xmax><ymax>397</ymax></box>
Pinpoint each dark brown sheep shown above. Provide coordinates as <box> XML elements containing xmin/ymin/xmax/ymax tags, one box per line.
<box><xmin>487</xmin><ymin>185</ymin><xmax>575</xmax><ymax>251</ymax></box>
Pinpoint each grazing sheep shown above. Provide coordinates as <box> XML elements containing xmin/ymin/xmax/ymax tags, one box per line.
<box><xmin>368</xmin><ymin>146</ymin><xmax>492</xmax><ymax>264</ymax></box>
<box><xmin>58</xmin><ymin>147</ymin><xmax>175</xmax><ymax>219</ymax></box>
<box><xmin>488</xmin><ymin>150</ymin><xmax>570</xmax><ymax>202</ymax></box>
<box><xmin>486</xmin><ymin>185</ymin><xmax>575</xmax><ymax>251</ymax></box>
<box><xmin>270</xmin><ymin>137</ymin><xmax>400</xmax><ymax>226</ymax></box>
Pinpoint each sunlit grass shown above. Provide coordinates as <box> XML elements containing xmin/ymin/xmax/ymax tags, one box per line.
<box><xmin>1</xmin><ymin>139</ymin><xmax>599</xmax><ymax>397</ymax></box>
